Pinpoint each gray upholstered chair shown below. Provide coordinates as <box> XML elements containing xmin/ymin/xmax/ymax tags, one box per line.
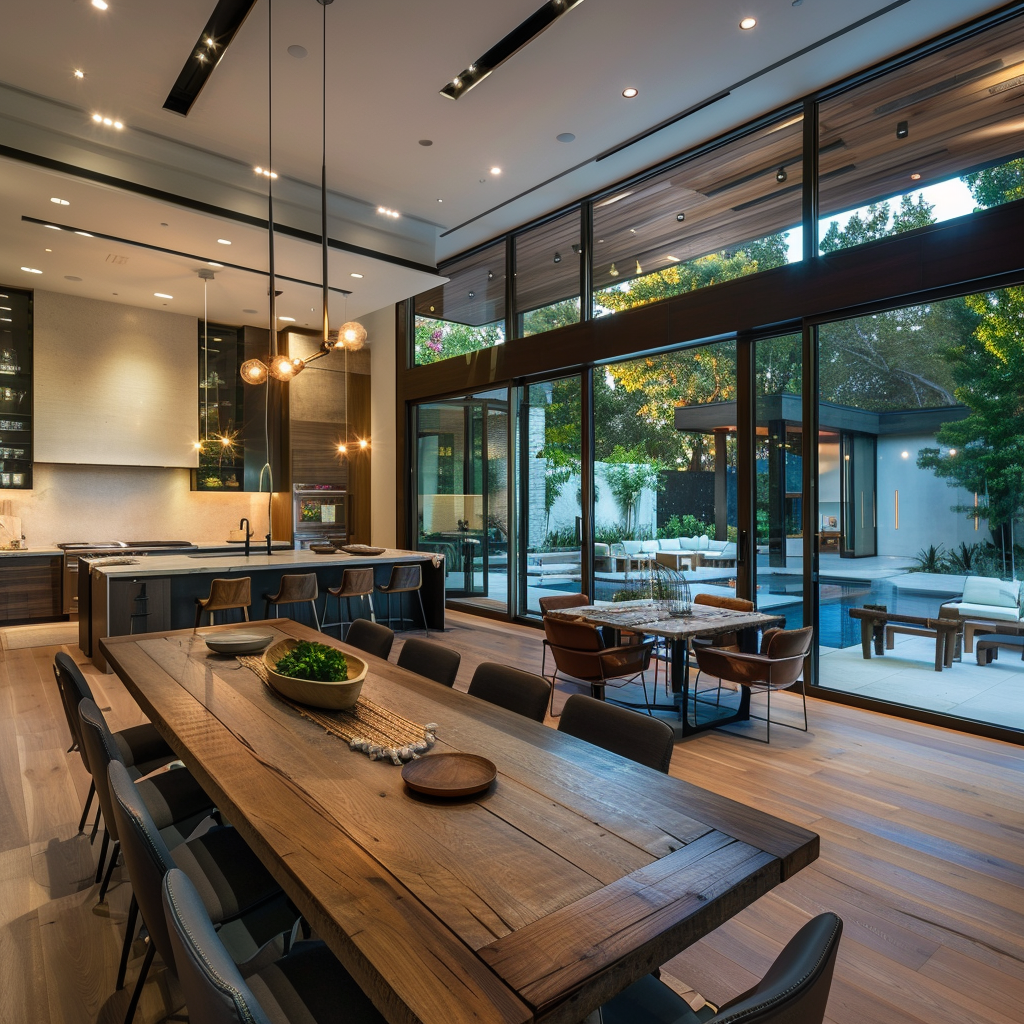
<box><xmin>468</xmin><ymin>663</ymin><xmax>550</xmax><ymax>722</ymax></box>
<box><xmin>162</xmin><ymin>867</ymin><xmax>385</xmax><ymax>1024</ymax></box>
<box><xmin>598</xmin><ymin>912</ymin><xmax>842</xmax><ymax>1024</ymax></box>
<box><xmin>53</xmin><ymin>651</ymin><xmax>176</xmax><ymax>835</ymax></box>
<box><xmin>376</xmin><ymin>563</ymin><xmax>428</xmax><ymax>634</ymax></box>
<box><xmin>345</xmin><ymin>618</ymin><xmax>395</xmax><ymax>660</ymax></box>
<box><xmin>78</xmin><ymin>699</ymin><xmax>215</xmax><ymax>902</ymax></box>
<box><xmin>396</xmin><ymin>637</ymin><xmax>461</xmax><ymax>687</ymax></box>
<box><xmin>108</xmin><ymin>760</ymin><xmax>298</xmax><ymax>1024</ymax></box>
<box><xmin>557</xmin><ymin>694</ymin><xmax>675</xmax><ymax>773</ymax></box>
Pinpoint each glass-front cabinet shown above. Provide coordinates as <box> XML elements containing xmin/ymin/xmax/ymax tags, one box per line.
<box><xmin>0</xmin><ymin>286</ymin><xmax>32</xmax><ymax>490</ymax></box>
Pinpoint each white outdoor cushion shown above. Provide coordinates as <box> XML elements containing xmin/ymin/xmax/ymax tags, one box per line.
<box><xmin>680</xmin><ymin>537</ymin><xmax>700</xmax><ymax>550</ymax></box>
<box><xmin>961</xmin><ymin>576</ymin><xmax>1019</xmax><ymax>609</ymax></box>
<box><xmin>957</xmin><ymin>602</ymin><xmax>1021</xmax><ymax>622</ymax></box>
<box><xmin>640</xmin><ymin>540</ymin><xmax>660</xmax><ymax>553</ymax></box>
<box><xmin>621</xmin><ymin>541</ymin><xmax>643</xmax><ymax>555</ymax></box>
<box><xmin>706</xmin><ymin>540</ymin><xmax>728</xmax><ymax>553</ymax></box>
<box><xmin>658</xmin><ymin>538</ymin><xmax>680</xmax><ymax>550</ymax></box>
<box><xmin>593</xmin><ymin>543</ymin><xmax>610</xmax><ymax>557</ymax></box>
<box><xmin>697</xmin><ymin>534</ymin><xmax>711</xmax><ymax>550</ymax></box>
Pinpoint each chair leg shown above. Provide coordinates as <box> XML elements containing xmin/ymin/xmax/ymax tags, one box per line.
<box><xmin>116</xmin><ymin>895</ymin><xmax>139</xmax><ymax>991</ymax></box>
<box><xmin>639</xmin><ymin>673</ymin><xmax>653</xmax><ymax>715</ymax></box>
<box><xmin>77</xmin><ymin>779</ymin><xmax>96</xmax><ymax>834</ymax></box>
<box><xmin>366</xmin><ymin>592</ymin><xmax>376</xmax><ymax>624</ymax></box>
<box><xmin>264</xmin><ymin>599</ymin><xmax>272</xmax><ymax>620</ymax></box>
<box><xmin>123</xmin><ymin>940</ymin><xmax>156</xmax><ymax>1024</ymax></box>
<box><xmin>98</xmin><ymin>840</ymin><xmax>120</xmax><ymax>902</ymax></box>
<box><xmin>95</xmin><ymin>830</ymin><xmax>110</xmax><ymax>884</ymax></box>
<box><xmin>416</xmin><ymin>589</ymin><xmax>429</xmax><ymax>636</ymax></box>
<box><xmin>310</xmin><ymin>599</ymin><xmax>321</xmax><ymax>632</ymax></box>
<box><xmin>89</xmin><ymin>804</ymin><xmax>101</xmax><ymax>843</ymax></box>
<box><xmin>193</xmin><ymin>603</ymin><xmax>203</xmax><ymax>628</ymax></box>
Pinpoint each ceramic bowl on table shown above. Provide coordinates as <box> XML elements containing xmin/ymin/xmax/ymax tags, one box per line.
<box><xmin>202</xmin><ymin>632</ymin><xmax>275</xmax><ymax>655</ymax></box>
<box><xmin>262</xmin><ymin>638</ymin><xmax>367</xmax><ymax>709</ymax></box>
<box><xmin>309</xmin><ymin>544</ymin><xmax>338</xmax><ymax>554</ymax></box>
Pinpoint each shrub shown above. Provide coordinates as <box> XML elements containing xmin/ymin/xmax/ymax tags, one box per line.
<box><xmin>657</xmin><ymin>513</ymin><xmax>709</xmax><ymax>539</ymax></box>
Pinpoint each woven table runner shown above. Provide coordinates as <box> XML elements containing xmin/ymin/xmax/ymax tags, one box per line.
<box><xmin>237</xmin><ymin>655</ymin><xmax>438</xmax><ymax>765</ymax></box>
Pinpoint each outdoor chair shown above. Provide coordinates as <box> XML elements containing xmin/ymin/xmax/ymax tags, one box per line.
<box><xmin>396</xmin><ymin>637</ymin><xmax>461</xmax><ymax>687</ymax></box>
<box><xmin>598</xmin><ymin>912</ymin><xmax>842</xmax><ymax>1024</ymax></box>
<box><xmin>468</xmin><ymin>663</ymin><xmax>550</xmax><ymax>722</ymax></box>
<box><xmin>557</xmin><ymin>694</ymin><xmax>674</xmax><ymax>773</ymax></box>
<box><xmin>542</xmin><ymin>615</ymin><xmax>655</xmax><ymax>716</ymax></box>
<box><xmin>692</xmin><ymin>626</ymin><xmax>813</xmax><ymax>743</ymax></box>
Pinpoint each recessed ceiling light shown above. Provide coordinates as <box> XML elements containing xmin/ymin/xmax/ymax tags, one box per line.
<box><xmin>50</xmin><ymin>197</ymin><xmax>70</xmax><ymax>205</ymax></box>
<box><xmin>45</xmin><ymin>248</ymin><xmax>52</xmax><ymax>253</ymax></box>
<box><xmin>437</xmin><ymin>198</ymin><xmax>443</xmax><ymax>203</ymax></box>
<box><xmin>217</xmin><ymin>238</ymin><xmax>232</xmax><ymax>245</ymax></box>
<box><xmin>278</xmin><ymin>316</ymin><xmax>296</xmax><ymax>322</ymax></box>
<box><xmin>103</xmin><ymin>117</ymin><xmax>112</xmax><ymax>126</ymax></box>
<box><xmin>556</xmin><ymin>132</ymin><xmax>575</xmax><ymax>143</ymax></box>
<box><xmin>92</xmin><ymin>114</ymin><xmax>102</xmax><ymax>123</ymax></box>
<box><xmin>350</xmin><ymin>273</ymin><xmax>363</xmax><ymax>279</ymax></box>
<box><xmin>75</xmin><ymin>231</ymin><xmax>93</xmax><ymax>237</ymax></box>
<box><xmin>418</xmin><ymin>139</ymin><xmax>433</xmax><ymax>147</ymax></box>
<box><xmin>155</xmin><ymin>292</ymin><xmax>173</xmax><ymax>299</ymax></box>
<box><xmin>376</xmin><ymin>206</ymin><xmax>400</xmax><ymax>218</ymax></box>
<box><xmin>490</xmin><ymin>166</ymin><xmax>502</xmax><ymax>175</ymax></box>
<box><xmin>0</xmin><ymin>307</ymin><xmax>9</xmax><ymax>311</ymax></box>
<box><xmin>74</xmin><ymin>69</ymin><xmax>85</xmax><ymax>79</ymax></box>
<box><xmin>113</xmin><ymin>121</ymin><xmax>123</xmax><ymax>129</ymax></box>
<box><xmin>208</xmin><ymin>262</ymin><xmax>222</xmax><ymax>268</ymax></box>
<box><xmin>622</xmin><ymin>88</ymin><xmax>638</xmax><ymax>98</ymax></box>
<box><xmin>92</xmin><ymin>0</ymin><xmax>108</xmax><ymax>9</ymax></box>
<box><xmin>910</xmin><ymin>172</ymin><xmax>921</xmax><ymax>180</ymax></box>
<box><xmin>739</xmin><ymin>17</ymin><xmax>757</xmax><ymax>29</ymax></box>
<box><xmin>287</xmin><ymin>44</ymin><xmax>307</xmax><ymax>58</ymax></box>
<box><xmin>254</xmin><ymin>166</ymin><xmax>278</xmax><ymax>179</ymax></box>
<box><xmin>45</xmin><ymin>224</ymin><xmax>61</xmax><ymax>231</ymax></box>
<box><xmin>21</xmin><ymin>267</ymin><xmax>42</xmax><ymax>274</ymax></box>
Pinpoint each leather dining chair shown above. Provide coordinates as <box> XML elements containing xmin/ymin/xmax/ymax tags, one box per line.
<box><xmin>689</xmin><ymin>593</ymin><xmax>756</xmax><ymax>703</ymax></box>
<box><xmin>599</xmin><ymin>912</ymin><xmax>843</xmax><ymax>1024</ymax></box>
<box><xmin>345</xmin><ymin>618</ymin><xmax>395</xmax><ymax>660</ymax></box>
<box><xmin>396</xmin><ymin>637</ymin><xmax>461</xmax><ymax>687</ymax></box>
<box><xmin>162</xmin><ymin>867</ymin><xmax>385</xmax><ymax>1024</ymax></box>
<box><xmin>692</xmin><ymin>625</ymin><xmax>813</xmax><ymax>743</ymax></box>
<box><xmin>467</xmin><ymin>663</ymin><xmax>550</xmax><ymax>723</ymax></box>
<box><xmin>108</xmin><ymin>760</ymin><xmax>298</xmax><ymax>1024</ymax></box>
<box><xmin>557</xmin><ymin>694</ymin><xmax>674</xmax><ymax>773</ymax></box>
<box><xmin>543</xmin><ymin>615</ymin><xmax>655</xmax><ymax>716</ymax></box>
<box><xmin>538</xmin><ymin>593</ymin><xmax>591</xmax><ymax>677</ymax></box>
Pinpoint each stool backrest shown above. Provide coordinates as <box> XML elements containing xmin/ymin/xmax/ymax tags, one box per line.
<box><xmin>338</xmin><ymin>567</ymin><xmax>375</xmax><ymax>596</ymax></box>
<box><xmin>205</xmin><ymin>577</ymin><xmax>251</xmax><ymax>612</ymax></box>
<box><xmin>396</xmin><ymin>638</ymin><xmax>461</xmax><ymax>687</ymax></box>
<box><xmin>383</xmin><ymin>564</ymin><xmax>421</xmax><ymax>593</ymax></box>
<box><xmin>273</xmin><ymin>573</ymin><xmax>318</xmax><ymax>603</ymax></box>
<box><xmin>558</xmin><ymin>694</ymin><xmax>674</xmax><ymax>773</ymax></box>
<box><xmin>468</xmin><ymin>663</ymin><xmax>549</xmax><ymax>722</ymax></box>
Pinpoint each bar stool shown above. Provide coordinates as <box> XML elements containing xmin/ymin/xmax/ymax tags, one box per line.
<box><xmin>194</xmin><ymin>577</ymin><xmax>251</xmax><ymax>627</ymax></box>
<box><xmin>263</xmin><ymin>573</ymin><xmax>321</xmax><ymax>630</ymax></box>
<box><xmin>322</xmin><ymin>567</ymin><xmax>376</xmax><ymax>639</ymax></box>
<box><xmin>376</xmin><ymin>563</ymin><xmax>428</xmax><ymax>635</ymax></box>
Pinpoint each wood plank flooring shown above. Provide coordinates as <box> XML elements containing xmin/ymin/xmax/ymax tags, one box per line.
<box><xmin>1</xmin><ymin>610</ymin><xmax>1022</xmax><ymax>1024</ymax></box>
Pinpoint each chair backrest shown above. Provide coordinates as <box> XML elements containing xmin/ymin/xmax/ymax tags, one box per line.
<box><xmin>396</xmin><ymin>638</ymin><xmax>461</xmax><ymax>687</ymax></box>
<box><xmin>162</xmin><ymin>868</ymin><xmax>273</xmax><ymax>1024</ymax></box>
<box><xmin>205</xmin><ymin>577</ymin><xmax>251</xmax><ymax>612</ymax></box>
<box><xmin>543</xmin><ymin>615</ymin><xmax>604</xmax><ymax>651</ymax></box>
<box><xmin>761</xmin><ymin>626</ymin><xmax>814</xmax><ymax>659</ymax></box>
<box><xmin>53</xmin><ymin>652</ymin><xmax>93</xmax><ymax>757</ymax></box>
<box><xmin>108</xmin><ymin>759</ymin><xmax>179</xmax><ymax>974</ymax></box>
<box><xmin>558</xmin><ymin>695</ymin><xmax>674</xmax><ymax>773</ymax></box>
<box><xmin>714</xmin><ymin>912</ymin><xmax>843</xmax><ymax>1024</ymax></box>
<box><xmin>79</xmin><ymin>698</ymin><xmax>129</xmax><ymax>841</ymax></box>
<box><xmin>272</xmin><ymin>573</ymin><xmax>318</xmax><ymax>603</ymax></box>
<box><xmin>337</xmin><ymin>567</ymin><xmax>375</xmax><ymax>597</ymax></box>
<box><xmin>537</xmin><ymin>593</ymin><xmax>590</xmax><ymax>615</ymax></box>
<box><xmin>383</xmin><ymin>563</ymin><xmax>422</xmax><ymax>593</ymax></box>
<box><xmin>694</xmin><ymin>593</ymin><xmax>755</xmax><ymax>613</ymax></box>
<box><xmin>468</xmin><ymin>663</ymin><xmax>549</xmax><ymax>722</ymax></box>
<box><xmin>345</xmin><ymin>619</ymin><xmax>395</xmax><ymax>659</ymax></box>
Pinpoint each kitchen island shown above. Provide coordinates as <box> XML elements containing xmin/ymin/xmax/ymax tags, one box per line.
<box><xmin>85</xmin><ymin>548</ymin><xmax>444</xmax><ymax>670</ymax></box>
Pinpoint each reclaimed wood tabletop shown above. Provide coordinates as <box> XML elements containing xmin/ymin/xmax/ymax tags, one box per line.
<box><xmin>100</xmin><ymin>619</ymin><xmax>818</xmax><ymax>1024</ymax></box>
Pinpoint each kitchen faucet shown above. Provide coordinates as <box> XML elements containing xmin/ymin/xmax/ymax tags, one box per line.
<box><xmin>239</xmin><ymin>518</ymin><xmax>251</xmax><ymax>558</ymax></box>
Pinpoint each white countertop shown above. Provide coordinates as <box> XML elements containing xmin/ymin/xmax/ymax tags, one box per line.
<box><xmin>90</xmin><ymin>548</ymin><xmax>438</xmax><ymax>579</ymax></box>
<box><xmin>0</xmin><ymin>547</ymin><xmax>62</xmax><ymax>556</ymax></box>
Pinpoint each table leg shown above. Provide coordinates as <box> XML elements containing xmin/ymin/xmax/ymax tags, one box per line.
<box><xmin>860</xmin><ymin>619</ymin><xmax>873</xmax><ymax>659</ymax></box>
<box><xmin>676</xmin><ymin>636</ymin><xmax>753</xmax><ymax>738</ymax></box>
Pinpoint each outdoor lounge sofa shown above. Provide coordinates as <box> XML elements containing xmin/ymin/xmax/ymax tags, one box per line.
<box><xmin>616</xmin><ymin>536</ymin><xmax>737</xmax><ymax>570</ymax></box>
<box><xmin>940</xmin><ymin>575</ymin><xmax>1023</xmax><ymax>625</ymax></box>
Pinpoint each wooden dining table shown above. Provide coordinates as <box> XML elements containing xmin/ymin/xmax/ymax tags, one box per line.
<box><xmin>100</xmin><ymin>620</ymin><xmax>817</xmax><ymax>1024</ymax></box>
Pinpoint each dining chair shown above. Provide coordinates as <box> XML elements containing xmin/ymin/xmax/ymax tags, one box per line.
<box><xmin>467</xmin><ymin>663</ymin><xmax>550</xmax><ymax>723</ymax></box>
<box><xmin>195</xmin><ymin>577</ymin><xmax>252</xmax><ymax>627</ymax></box>
<box><xmin>108</xmin><ymin>760</ymin><xmax>298</xmax><ymax>1024</ymax></box>
<box><xmin>345</xmin><ymin>618</ymin><xmax>395</xmax><ymax>660</ymax></box>
<box><xmin>263</xmin><ymin>573</ymin><xmax>321</xmax><ymax>630</ymax></box>
<box><xmin>322</xmin><ymin>566</ymin><xmax>376</xmax><ymax>639</ymax></box>
<box><xmin>78</xmin><ymin>699</ymin><xmax>215</xmax><ymax>903</ymax></box>
<box><xmin>692</xmin><ymin>625</ymin><xmax>813</xmax><ymax>743</ymax></box>
<box><xmin>162</xmin><ymin>867</ymin><xmax>386</xmax><ymax>1024</ymax></box>
<box><xmin>543</xmin><ymin>615</ymin><xmax>655</xmax><ymax>716</ymax></box>
<box><xmin>396</xmin><ymin>637</ymin><xmax>461</xmax><ymax>687</ymax></box>
<box><xmin>53</xmin><ymin>651</ymin><xmax>177</xmax><ymax>838</ymax></box>
<box><xmin>376</xmin><ymin>563</ymin><xmax>429</xmax><ymax>634</ymax></box>
<box><xmin>689</xmin><ymin>593</ymin><xmax>756</xmax><ymax>701</ymax></box>
<box><xmin>557</xmin><ymin>694</ymin><xmax>675</xmax><ymax>773</ymax></box>
<box><xmin>538</xmin><ymin>593</ymin><xmax>591</xmax><ymax>677</ymax></box>
<box><xmin>598</xmin><ymin>912</ymin><xmax>842</xmax><ymax>1024</ymax></box>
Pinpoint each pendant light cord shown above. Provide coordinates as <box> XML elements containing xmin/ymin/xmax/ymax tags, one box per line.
<box><xmin>321</xmin><ymin>0</ymin><xmax>329</xmax><ymax>347</ymax></box>
<box><xmin>203</xmin><ymin>277</ymin><xmax>208</xmax><ymax>442</ymax></box>
<box><xmin>262</xmin><ymin>0</ymin><xmax>275</xmax><ymax>541</ymax></box>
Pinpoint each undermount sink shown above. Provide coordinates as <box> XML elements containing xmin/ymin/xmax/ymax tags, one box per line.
<box><xmin>187</xmin><ymin>552</ymin><xmax>261</xmax><ymax>559</ymax></box>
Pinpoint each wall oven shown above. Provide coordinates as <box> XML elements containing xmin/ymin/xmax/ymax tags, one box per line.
<box><xmin>293</xmin><ymin>485</ymin><xmax>347</xmax><ymax>549</ymax></box>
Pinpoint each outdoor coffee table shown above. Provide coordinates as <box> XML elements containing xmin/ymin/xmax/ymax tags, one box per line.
<box><xmin>962</xmin><ymin>618</ymin><xmax>1024</xmax><ymax>654</ymax></box>
<box><xmin>848</xmin><ymin>607</ymin><xmax>960</xmax><ymax>672</ymax></box>
<box><xmin>975</xmin><ymin>632</ymin><xmax>1024</xmax><ymax>665</ymax></box>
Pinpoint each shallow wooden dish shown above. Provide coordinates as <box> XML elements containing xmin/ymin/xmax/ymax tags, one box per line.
<box><xmin>202</xmin><ymin>632</ymin><xmax>274</xmax><ymax>655</ymax></box>
<box><xmin>341</xmin><ymin>544</ymin><xmax>386</xmax><ymax>556</ymax></box>
<box><xmin>309</xmin><ymin>544</ymin><xmax>338</xmax><ymax>554</ymax></box>
<box><xmin>401</xmin><ymin>753</ymin><xmax>496</xmax><ymax>797</ymax></box>
<box><xmin>263</xmin><ymin>638</ymin><xmax>367</xmax><ymax>710</ymax></box>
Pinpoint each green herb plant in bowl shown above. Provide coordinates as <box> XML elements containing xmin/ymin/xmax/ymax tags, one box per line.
<box><xmin>263</xmin><ymin>638</ymin><xmax>367</xmax><ymax>710</ymax></box>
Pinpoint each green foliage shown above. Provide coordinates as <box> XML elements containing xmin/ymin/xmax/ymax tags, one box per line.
<box><xmin>521</xmin><ymin>298</ymin><xmax>581</xmax><ymax>337</ymax></box>
<box><xmin>540</xmin><ymin>526</ymin><xmax>578</xmax><ymax>551</ymax></box>
<box><xmin>909</xmin><ymin>545</ymin><xmax>947</xmax><ymax>573</ymax></box>
<box><xmin>414</xmin><ymin>316</ymin><xmax>504</xmax><ymax>365</ymax></box>
<box><xmin>819</xmin><ymin>195</ymin><xmax>935</xmax><ymax>253</ymax></box>
<box><xmin>601</xmin><ymin>444</ymin><xmax>666</xmax><ymax>534</ymax></box>
<box><xmin>274</xmin><ymin>641</ymin><xmax>349</xmax><ymax>682</ymax></box>
<box><xmin>963</xmin><ymin>159</ymin><xmax>1024</xmax><ymax>209</ymax></box>
<box><xmin>945</xmin><ymin>542</ymin><xmax>1000</xmax><ymax>577</ymax></box>
<box><xmin>657</xmin><ymin>514</ymin><xmax>709</xmax><ymax>539</ymax></box>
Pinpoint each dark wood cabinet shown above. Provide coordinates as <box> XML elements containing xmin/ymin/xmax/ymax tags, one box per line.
<box><xmin>0</xmin><ymin>556</ymin><xmax>61</xmax><ymax>623</ymax></box>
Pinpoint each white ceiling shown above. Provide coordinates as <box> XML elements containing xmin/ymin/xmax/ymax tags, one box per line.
<box><xmin>0</xmin><ymin>0</ymin><xmax>1011</xmax><ymax>323</ymax></box>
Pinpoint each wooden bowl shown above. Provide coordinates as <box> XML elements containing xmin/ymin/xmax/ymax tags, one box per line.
<box><xmin>262</xmin><ymin>638</ymin><xmax>367</xmax><ymax>710</ymax></box>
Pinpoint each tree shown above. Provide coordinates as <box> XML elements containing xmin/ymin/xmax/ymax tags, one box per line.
<box><xmin>601</xmin><ymin>443</ymin><xmax>667</xmax><ymax>534</ymax></box>
<box><xmin>819</xmin><ymin>194</ymin><xmax>935</xmax><ymax>253</ymax></box>
<box><xmin>414</xmin><ymin>316</ymin><xmax>504</xmax><ymax>365</ymax></box>
<box><xmin>963</xmin><ymin>159</ymin><xmax>1024</xmax><ymax>208</ymax></box>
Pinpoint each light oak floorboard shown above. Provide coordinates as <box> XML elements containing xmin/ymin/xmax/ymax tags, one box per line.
<box><xmin>0</xmin><ymin>612</ymin><xmax>1021</xmax><ymax>1024</ymax></box>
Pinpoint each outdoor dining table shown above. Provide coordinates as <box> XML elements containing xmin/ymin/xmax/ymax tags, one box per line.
<box><xmin>546</xmin><ymin>600</ymin><xmax>785</xmax><ymax>737</ymax></box>
<box><xmin>100</xmin><ymin>619</ymin><xmax>817</xmax><ymax>1024</ymax></box>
